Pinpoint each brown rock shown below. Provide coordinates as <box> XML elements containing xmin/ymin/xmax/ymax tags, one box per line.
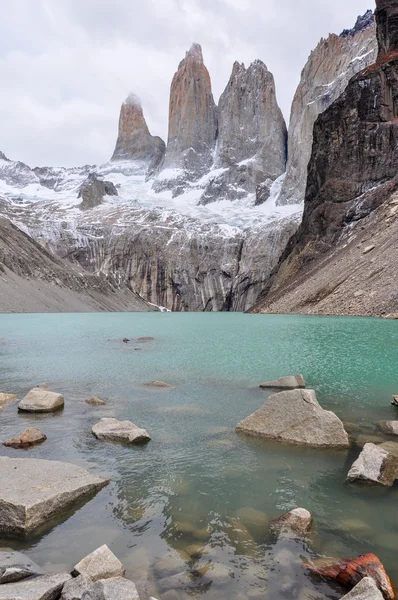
<box><xmin>3</xmin><ymin>428</ymin><xmax>47</xmax><ymax>449</ymax></box>
<box><xmin>0</xmin><ymin>393</ymin><xmax>18</xmax><ymax>407</ymax></box>
<box><xmin>86</xmin><ymin>396</ymin><xmax>106</xmax><ymax>406</ymax></box>
<box><xmin>138</xmin><ymin>337</ymin><xmax>154</xmax><ymax>341</ymax></box>
<box><xmin>378</xmin><ymin>420</ymin><xmax>398</xmax><ymax>435</ymax></box>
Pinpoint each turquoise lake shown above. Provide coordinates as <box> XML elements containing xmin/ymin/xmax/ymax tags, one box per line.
<box><xmin>0</xmin><ymin>312</ymin><xmax>397</xmax><ymax>600</ymax></box>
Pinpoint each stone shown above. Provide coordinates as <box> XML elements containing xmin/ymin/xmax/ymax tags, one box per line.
<box><xmin>363</xmin><ymin>245</ymin><xmax>375</xmax><ymax>255</ymax></box>
<box><xmin>80</xmin><ymin>577</ymin><xmax>139</xmax><ymax>600</ymax></box>
<box><xmin>86</xmin><ymin>397</ymin><xmax>106</xmax><ymax>407</ymax></box>
<box><xmin>73</xmin><ymin>545</ymin><xmax>125</xmax><ymax>582</ymax></box>
<box><xmin>236</xmin><ymin>389</ymin><xmax>349</xmax><ymax>448</ymax></box>
<box><xmin>340</xmin><ymin>577</ymin><xmax>384</xmax><ymax>600</ymax></box>
<box><xmin>111</xmin><ymin>94</ymin><xmax>165</xmax><ymax>174</ymax></box>
<box><xmin>78</xmin><ymin>174</ymin><xmax>118</xmax><ymax>211</ymax></box>
<box><xmin>61</xmin><ymin>575</ymin><xmax>94</xmax><ymax>600</ymax></box>
<box><xmin>184</xmin><ymin>543</ymin><xmax>206</xmax><ymax>559</ymax></box>
<box><xmin>92</xmin><ymin>418</ymin><xmax>151</xmax><ymax>444</ymax></box>
<box><xmin>0</xmin><ymin>573</ymin><xmax>72</xmax><ymax>600</ymax></box>
<box><xmin>354</xmin><ymin>435</ymin><xmax>388</xmax><ymax>449</ymax></box>
<box><xmin>259</xmin><ymin>374</ymin><xmax>305</xmax><ymax>389</ymax></box>
<box><xmin>392</xmin><ymin>395</ymin><xmax>398</xmax><ymax>406</ymax></box>
<box><xmin>144</xmin><ymin>381</ymin><xmax>173</xmax><ymax>389</ymax></box>
<box><xmin>137</xmin><ymin>337</ymin><xmax>154</xmax><ymax>341</ymax></box>
<box><xmin>3</xmin><ymin>428</ymin><xmax>47</xmax><ymax>449</ymax></box>
<box><xmin>0</xmin><ymin>457</ymin><xmax>109</xmax><ymax>534</ymax></box>
<box><xmin>271</xmin><ymin>508</ymin><xmax>312</xmax><ymax>537</ymax></box>
<box><xmin>0</xmin><ymin>550</ymin><xmax>44</xmax><ymax>584</ymax></box>
<box><xmin>346</xmin><ymin>443</ymin><xmax>398</xmax><ymax>486</ymax></box>
<box><xmin>123</xmin><ymin>338</ymin><xmax>130</xmax><ymax>343</ymax></box>
<box><xmin>0</xmin><ymin>393</ymin><xmax>18</xmax><ymax>407</ymax></box>
<box><xmin>18</xmin><ymin>388</ymin><xmax>64</xmax><ymax>413</ymax></box>
<box><xmin>378</xmin><ymin>420</ymin><xmax>398</xmax><ymax>435</ymax></box>
<box><xmin>235</xmin><ymin>507</ymin><xmax>269</xmax><ymax>531</ymax></box>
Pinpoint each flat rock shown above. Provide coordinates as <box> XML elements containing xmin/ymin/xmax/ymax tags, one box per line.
<box><xmin>0</xmin><ymin>550</ymin><xmax>44</xmax><ymax>584</ymax></box>
<box><xmin>378</xmin><ymin>421</ymin><xmax>398</xmax><ymax>435</ymax></box>
<box><xmin>340</xmin><ymin>577</ymin><xmax>384</xmax><ymax>600</ymax></box>
<box><xmin>80</xmin><ymin>577</ymin><xmax>139</xmax><ymax>600</ymax></box>
<box><xmin>137</xmin><ymin>337</ymin><xmax>154</xmax><ymax>342</ymax></box>
<box><xmin>0</xmin><ymin>573</ymin><xmax>72</xmax><ymax>600</ymax></box>
<box><xmin>144</xmin><ymin>381</ymin><xmax>173</xmax><ymax>388</ymax></box>
<box><xmin>18</xmin><ymin>389</ymin><xmax>64</xmax><ymax>413</ymax></box>
<box><xmin>92</xmin><ymin>418</ymin><xmax>151</xmax><ymax>444</ymax></box>
<box><xmin>61</xmin><ymin>575</ymin><xmax>94</xmax><ymax>600</ymax></box>
<box><xmin>0</xmin><ymin>393</ymin><xmax>18</xmax><ymax>407</ymax></box>
<box><xmin>0</xmin><ymin>457</ymin><xmax>109</xmax><ymax>534</ymax></box>
<box><xmin>272</xmin><ymin>508</ymin><xmax>312</xmax><ymax>537</ymax></box>
<box><xmin>236</xmin><ymin>389</ymin><xmax>349</xmax><ymax>448</ymax></box>
<box><xmin>73</xmin><ymin>545</ymin><xmax>125</xmax><ymax>582</ymax></box>
<box><xmin>259</xmin><ymin>375</ymin><xmax>305</xmax><ymax>389</ymax></box>
<box><xmin>346</xmin><ymin>443</ymin><xmax>398</xmax><ymax>486</ymax></box>
<box><xmin>3</xmin><ymin>428</ymin><xmax>47</xmax><ymax>449</ymax></box>
<box><xmin>85</xmin><ymin>397</ymin><xmax>106</xmax><ymax>407</ymax></box>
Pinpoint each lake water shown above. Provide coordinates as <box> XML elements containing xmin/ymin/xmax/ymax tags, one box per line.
<box><xmin>0</xmin><ymin>313</ymin><xmax>397</xmax><ymax>600</ymax></box>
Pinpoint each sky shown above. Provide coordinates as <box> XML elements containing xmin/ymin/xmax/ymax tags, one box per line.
<box><xmin>0</xmin><ymin>0</ymin><xmax>373</xmax><ymax>168</ymax></box>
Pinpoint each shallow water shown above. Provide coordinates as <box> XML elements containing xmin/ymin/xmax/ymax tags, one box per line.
<box><xmin>0</xmin><ymin>313</ymin><xmax>397</xmax><ymax>600</ymax></box>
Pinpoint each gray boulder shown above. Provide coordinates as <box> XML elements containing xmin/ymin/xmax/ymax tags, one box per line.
<box><xmin>259</xmin><ymin>375</ymin><xmax>305</xmax><ymax>389</ymax></box>
<box><xmin>73</xmin><ymin>545</ymin><xmax>125</xmax><ymax>582</ymax></box>
<box><xmin>271</xmin><ymin>508</ymin><xmax>312</xmax><ymax>537</ymax></box>
<box><xmin>379</xmin><ymin>421</ymin><xmax>398</xmax><ymax>435</ymax></box>
<box><xmin>18</xmin><ymin>389</ymin><xmax>64</xmax><ymax>413</ymax></box>
<box><xmin>340</xmin><ymin>577</ymin><xmax>384</xmax><ymax>600</ymax></box>
<box><xmin>78</xmin><ymin>174</ymin><xmax>118</xmax><ymax>211</ymax></box>
<box><xmin>81</xmin><ymin>578</ymin><xmax>139</xmax><ymax>600</ymax></box>
<box><xmin>61</xmin><ymin>575</ymin><xmax>94</xmax><ymax>600</ymax></box>
<box><xmin>0</xmin><ymin>550</ymin><xmax>44</xmax><ymax>584</ymax></box>
<box><xmin>346</xmin><ymin>443</ymin><xmax>398</xmax><ymax>486</ymax></box>
<box><xmin>0</xmin><ymin>573</ymin><xmax>71</xmax><ymax>600</ymax></box>
<box><xmin>92</xmin><ymin>418</ymin><xmax>151</xmax><ymax>444</ymax></box>
<box><xmin>0</xmin><ymin>458</ymin><xmax>109</xmax><ymax>534</ymax></box>
<box><xmin>236</xmin><ymin>389</ymin><xmax>349</xmax><ymax>448</ymax></box>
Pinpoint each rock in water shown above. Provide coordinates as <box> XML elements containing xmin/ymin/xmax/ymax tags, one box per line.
<box><xmin>0</xmin><ymin>393</ymin><xmax>18</xmax><ymax>406</ymax></box>
<box><xmin>0</xmin><ymin>457</ymin><xmax>109</xmax><ymax>534</ymax></box>
<box><xmin>73</xmin><ymin>545</ymin><xmax>125</xmax><ymax>582</ymax></box>
<box><xmin>111</xmin><ymin>93</ymin><xmax>165</xmax><ymax>173</ymax></box>
<box><xmin>340</xmin><ymin>577</ymin><xmax>384</xmax><ymax>600</ymax></box>
<box><xmin>236</xmin><ymin>389</ymin><xmax>349</xmax><ymax>448</ymax></box>
<box><xmin>18</xmin><ymin>388</ymin><xmax>64</xmax><ymax>413</ymax></box>
<box><xmin>144</xmin><ymin>381</ymin><xmax>174</xmax><ymax>389</ymax></box>
<box><xmin>346</xmin><ymin>443</ymin><xmax>398</xmax><ymax>486</ymax></box>
<box><xmin>78</xmin><ymin>174</ymin><xmax>118</xmax><ymax>211</ymax></box>
<box><xmin>306</xmin><ymin>553</ymin><xmax>395</xmax><ymax>600</ymax></box>
<box><xmin>0</xmin><ymin>573</ymin><xmax>72</xmax><ymax>600</ymax></box>
<box><xmin>200</xmin><ymin>59</ymin><xmax>287</xmax><ymax>206</ymax></box>
<box><xmin>79</xmin><ymin>577</ymin><xmax>139</xmax><ymax>600</ymax></box>
<box><xmin>154</xmin><ymin>43</ymin><xmax>217</xmax><ymax>194</ymax></box>
<box><xmin>392</xmin><ymin>395</ymin><xmax>398</xmax><ymax>406</ymax></box>
<box><xmin>85</xmin><ymin>396</ymin><xmax>106</xmax><ymax>406</ymax></box>
<box><xmin>92</xmin><ymin>418</ymin><xmax>151</xmax><ymax>444</ymax></box>
<box><xmin>0</xmin><ymin>550</ymin><xmax>44</xmax><ymax>583</ymax></box>
<box><xmin>259</xmin><ymin>374</ymin><xmax>305</xmax><ymax>389</ymax></box>
<box><xmin>378</xmin><ymin>420</ymin><xmax>398</xmax><ymax>435</ymax></box>
<box><xmin>272</xmin><ymin>508</ymin><xmax>312</xmax><ymax>537</ymax></box>
<box><xmin>3</xmin><ymin>428</ymin><xmax>47</xmax><ymax>449</ymax></box>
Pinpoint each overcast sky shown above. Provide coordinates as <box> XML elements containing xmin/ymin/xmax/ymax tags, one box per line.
<box><xmin>0</xmin><ymin>0</ymin><xmax>373</xmax><ymax>168</ymax></box>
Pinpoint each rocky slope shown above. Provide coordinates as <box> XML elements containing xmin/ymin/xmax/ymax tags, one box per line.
<box><xmin>0</xmin><ymin>217</ymin><xmax>153</xmax><ymax>313</ymax></box>
<box><xmin>277</xmin><ymin>10</ymin><xmax>377</xmax><ymax>206</ymax></box>
<box><xmin>251</xmin><ymin>0</ymin><xmax>398</xmax><ymax>317</ymax></box>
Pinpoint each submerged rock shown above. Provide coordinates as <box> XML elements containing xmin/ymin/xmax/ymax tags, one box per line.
<box><xmin>92</xmin><ymin>418</ymin><xmax>151</xmax><ymax>444</ymax></box>
<box><xmin>378</xmin><ymin>421</ymin><xmax>398</xmax><ymax>435</ymax></box>
<box><xmin>346</xmin><ymin>443</ymin><xmax>398</xmax><ymax>486</ymax></box>
<box><xmin>3</xmin><ymin>428</ymin><xmax>47</xmax><ymax>449</ymax></box>
<box><xmin>0</xmin><ymin>573</ymin><xmax>72</xmax><ymax>600</ymax></box>
<box><xmin>144</xmin><ymin>381</ymin><xmax>173</xmax><ymax>389</ymax></box>
<box><xmin>259</xmin><ymin>374</ymin><xmax>305</xmax><ymax>389</ymax></box>
<box><xmin>236</xmin><ymin>389</ymin><xmax>349</xmax><ymax>448</ymax></box>
<box><xmin>85</xmin><ymin>397</ymin><xmax>106</xmax><ymax>407</ymax></box>
<box><xmin>137</xmin><ymin>337</ymin><xmax>154</xmax><ymax>342</ymax></box>
<box><xmin>73</xmin><ymin>545</ymin><xmax>125</xmax><ymax>582</ymax></box>
<box><xmin>272</xmin><ymin>508</ymin><xmax>312</xmax><ymax>537</ymax></box>
<box><xmin>0</xmin><ymin>550</ymin><xmax>44</xmax><ymax>584</ymax></box>
<box><xmin>340</xmin><ymin>577</ymin><xmax>384</xmax><ymax>600</ymax></box>
<box><xmin>0</xmin><ymin>393</ymin><xmax>18</xmax><ymax>406</ymax></box>
<box><xmin>18</xmin><ymin>388</ymin><xmax>64</xmax><ymax>413</ymax></box>
<box><xmin>0</xmin><ymin>457</ymin><xmax>109</xmax><ymax>534</ymax></box>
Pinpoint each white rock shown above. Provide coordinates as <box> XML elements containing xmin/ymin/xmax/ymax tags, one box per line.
<box><xmin>18</xmin><ymin>388</ymin><xmax>64</xmax><ymax>413</ymax></box>
<box><xmin>73</xmin><ymin>545</ymin><xmax>125</xmax><ymax>582</ymax></box>
<box><xmin>259</xmin><ymin>374</ymin><xmax>305</xmax><ymax>389</ymax></box>
<box><xmin>0</xmin><ymin>458</ymin><xmax>109</xmax><ymax>534</ymax></box>
<box><xmin>346</xmin><ymin>443</ymin><xmax>398</xmax><ymax>486</ymax></box>
<box><xmin>80</xmin><ymin>577</ymin><xmax>139</xmax><ymax>600</ymax></box>
<box><xmin>340</xmin><ymin>577</ymin><xmax>384</xmax><ymax>600</ymax></box>
<box><xmin>0</xmin><ymin>573</ymin><xmax>72</xmax><ymax>600</ymax></box>
<box><xmin>92</xmin><ymin>418</ymin><xmax>151</xmax><ymax>444</ymax></box>
<box><xmin>272</xmin><ymin>508</ymin><xmax>313</xmax><ymax>537</ymax></box>
<box><xmin>0</xmin><ymin>393</ymin><xmax>18</xmax><ymax>407</ymax></box>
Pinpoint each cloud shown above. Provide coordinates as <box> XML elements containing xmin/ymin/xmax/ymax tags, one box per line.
<box><xmin>0</xmin><ymin>0</ymin><xmax>373</xmax><ymax>167</ymax></box>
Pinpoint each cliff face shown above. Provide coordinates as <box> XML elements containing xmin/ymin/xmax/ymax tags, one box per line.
<box><xmin>154</xmin><ymin>44</ymin><xmax>218</xmax><ymax>195</ymax></box>
<box><xmin>277</xmin><ymin>11</ymin><xmax>377</xmax><ymax>206</ymax></box>
<box><xmin>200</xmin><ymin>60</ymin><xmax>287</xmax><ymax>206</ymax></box>
<box><xmin>111</xmin><ymin>94</ymin><xmax>165</xmax><ymax>173</ymax></box>
<box><xmin>251</xmin><ymin>0</ymin><xmax>398</xmax><ymax>318</ymax></box>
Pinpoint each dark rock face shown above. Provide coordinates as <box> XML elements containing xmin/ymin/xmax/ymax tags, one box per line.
<box><xmin>78</xmin><ymin>174</ymin><xmax>118</xmax><ymax>211</ymax></box>
<box><xmin>341</xmin><ymin>9</ymin><xmax>375</xmax><ymax>36</ymax></box>
<box><xmin>376</xmin><ymin>0</ymin><xmax>398</xmax><ymax>53</ymax></box>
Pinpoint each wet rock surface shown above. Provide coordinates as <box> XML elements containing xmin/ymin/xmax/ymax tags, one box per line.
<box><xmin>347</xmin><ymin>442</ymin><xmax>398</xmax><ymax>486</ymax></box>
<box><xmin>73</xmin><ymin>545</ymin><xmax>126</xmax><ymax>582</ymax></box>
<box><xmin>18</xmin><ymin>388</ymin><xmax>64</xmax><ymax>413</ymax></box>
<box><xmin>3</xmin><ymin>428</ymin><xmax>47</xmax><ymax>449</ymax></box>
<box><xmin>340</xmin><ymin>577</ymin><xmax>384</xmax><ymax>600</ymax></box>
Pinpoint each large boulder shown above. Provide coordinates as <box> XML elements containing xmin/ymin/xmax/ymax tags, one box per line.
<box><xmin>0</xmin><ymin>393</ymin><xmax>18</xmax><ymax>407</ymax></box>
<box><xmin>92</xmin><ymin>418</ymin><xmax>151</xmax><ymax>444</ymax></box>
<box><xmin>340</xmin><ymin>577</ymin><xmax>384</xmax><ymax>600</ymax></box>
<box><xmin>271</xmin><ymin>508</ymin><xmax>312</xmax><ymax>537</ymax></box>
<box><xmin>0</xmin><ymin>458</ymin><xmax>109</xmax><ymax>534</ymax></box>
<box><xmin>3</xmin><ymin>428</ymin><xmax>47</xmax><ymax>449</ymax></box>
<box><xmin>259</xmin><ymin>375</ymin><xmax>305</xmax><ymax>389</ymax></box>
<box><xmin>236</xmin><ymin>389</ymin><xmax>349</xmax><ymax>448</ymax></box>
<box><xmin>0</xmin><ymin>550</ymin><xmax>44</xmax><ymax>584</ymax></box>
<box><xmin>346</xmin><ymin>443</ymin><xmax>398</xmax><ymax>486</ymax></box>
<box><xmin>80</xmin><ymin>577</ymin><xmax>139</xmax><ymax>600</ymax></box>
<box><xmin>0</xmin><ymin>573</ymin><xmax>72</xmax><ymax>600</ymax></box>
<box><xmin>73</xmin><ymin>545</ymin><xmax>125</xmax><ymax>582</ymax></box>
<box><xmin>61</xmin><ymin>575</ymin><xmax>93</xmax><ymax>600</ymax></box>
<box><xmin>18</xmin><ymin>389</ymin><xmax>64</xmax><ymax>413</ymax></box>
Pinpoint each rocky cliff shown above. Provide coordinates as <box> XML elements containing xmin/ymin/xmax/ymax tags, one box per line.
<box><xmin>277</xmin><ymin>10</ymin><xmax>377</xmax><ymax>206</ymax></box>
<box><xmin>251</xmin><ymin>0</ymin><xmax>398</xmax><ymax>317</ymax></box>
<box><xmin>200</xmin><ymin>60</ymin><xmax>287</xmax><ymax>206</ymax></box>
<box><xmin>111</xmin><ymin>94</ymin><xmax>165</xmax><ymax>173</ymax></box>
<box><xmin>154</xmin><ymin>44</ymin><xmax>218</xmax><ymax>195</ymax></box>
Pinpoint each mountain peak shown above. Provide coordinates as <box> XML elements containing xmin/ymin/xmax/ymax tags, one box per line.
<box><xmin>124</xmin><ymin>93</ymin><xmax>142</xmax><ymax>108</ymax></box>
<box><xmin>186</xmin><ymin>43</ymin><xmax>203</xmax><ymax>62</ymax></box>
